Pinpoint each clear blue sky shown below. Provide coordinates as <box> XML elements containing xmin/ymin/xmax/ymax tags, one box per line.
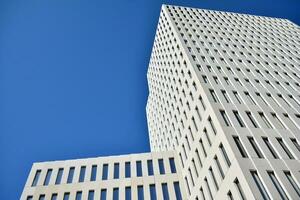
<box><xmin>0</xmin><ymin>0</ymin><xmax>299</xmax><ymax>199</ymax></box>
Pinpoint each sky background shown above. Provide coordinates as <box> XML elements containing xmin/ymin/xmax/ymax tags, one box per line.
<box><xmin>0</xmin><ymin>0</ymin><xmax>299</xmax><ymax>199</ymax></box>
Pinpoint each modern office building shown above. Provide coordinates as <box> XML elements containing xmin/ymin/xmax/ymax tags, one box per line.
<box><xmin>22</xmin><ymin>4</ymin><xmax>300</xmax><ymax>200</ymax></box>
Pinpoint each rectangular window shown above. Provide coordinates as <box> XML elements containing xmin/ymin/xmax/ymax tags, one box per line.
<box><xmin>192</xmin><ymin>159</ymin><xmax>199</xmax><ymax>177</ymax></box>
<box><xmin>195</xmin><ymin>149</ymin><xmax>203</xmax><ymax>168</ymax></box>
<box><xmin>162</xmin><ymin>183</ymin><xmax>169</xmax><ymax>200</ymax></box>
<box><xmin>90</xmin><ymin>165</ymin><xmax>97</xmax><ymax>181</ymax></box>
<box><xmin>251</xmin><ymin>171</ymin><xmax>270</xmax><ymax>200</ymax></box>
<box><xmin>114</xmin><ymin>163</ymin><xmax>119</xmax><ymax>179</ymax></box>
<box><xmin>88</xmin><ymin>190</ymin><xmax>94</xmax><ymax>200</ymax></box>
<box><xmin>202</xmin><ymin>75</ymin><xmax>208</xmax><ymax>83</ymax></box>
<box><xmin>200</xmin><ymin>187</ymin><xmax>205</xmax><ymax>200</ymax></box>
<box><xmin>138</xmin><ymin>185</ymin><xmax>144</xmax><ymax>200</ymax></box>
<box><xmin>113</xmin><ymin>188</ymin><xmax>119</xmax><ymax>200</ymax></box>
<box><xmin>158</xmin><ymin>159</ymin><xmax>165</xmax><ymax>174</ymax></box>
<box><xmin>79</xmin><ymin>166</ymin><xmax>86</xmax><ymax>182</ymax></box>
<box><xmin>125</xmin><ymin>186</ymin><xmax>131</xmax><ymax>200</ymax></box>
<box><xmin>263</xmin><ymin>137</ymin><xmax>279</xmax><ymax>159</ymax></box>
<box><xmin>209</xmin><ymin>167</ymin><xmax>219</xmax><ymax>190</ymax></box>
<box><xmin>233</xmin><ymin>136</ymin><xmax>248</xmax><ymax>158</ymax></box>
<box><xmin>208</xmin><ymin>117</ymin><xmax>217</xmax><ymax>135</ymax></box>
<box><xmin>227</xmin><ymin>191</ymin><xmax>233</xmax><ymax>200</ymax></box>
<box><xmin>75</xmin><ymin>191</ymin><xmax>82</xmax><ymax>200</ymax></box>
<box><xmin>256</xmin><ymin>92</ymin><xmax>268</xmax><ymax>105</ymax></box>
<box><xmin>43</xmin><ymin>169</ymin><xmax>52</xmax><ymax>186</ymax></box>
<box><xmin>39</xmin><ymin>195</ymin><xmax>45</xmax><ymax>200</ymax></box>
<box><xmin>233</xmin><ymin>110</ymin><xmax>245</xmax><ymax>127</ymax></box>
<box><xmin>259</xmin><ymin>112</ymin><xmax>272</xmax><ymax>128</ymax></box>
<box><xmin>188</xmin><ymin>168</ymin><xmax>195</xmax><ymax>186</ymax></box>
<box><xmin>199</xmin><ymin>95</ymin><xmax>206</xmax><ymax>111</ymax></box>
<box><xmin>220</xmin><ymin>110</ymin><xmax>231</xmax><ymax>126</ymax></box>
<box><xmin>233</xmin><ymin>91</ymin><xmax>242</xmax><ymax>104</ymax></box>
<box><xmin>169</xmin><ymin>158</ymin><xmax>176</xmax><ymax>173</ymax></box>
<box><xmin>244</xmin><ymin>92</ymin><xmax>256</xmax><ymax>105</ymax></box>
<box><xmin>63</xmin><ymin>193</ymin><xmax>70</xmax><ymax>200</ymax></box>
<box><xmin>284</xmin><ymin>171</ymin><xmax>300</xmax><ymax>197</ymax></box>
<box><xmin>51</xmin><ymin>194</ymin><xmax>58</xmax><ymax>200</ymax></box>
<box><xmin>199</xmin><ymin>139</ymin><xmax>207</xmax><ymax>158</ymax></box>
<box><xmin>173</xmin><ymin>182</ymin><xmax>182</xmax><ymax>200</ymax></box>
<box><xmin>102</xmin><ymin>164</ymin><xmax>108</xmax><ymax>180</ymax></box>
<box><xmin>210</xmin><ymin>89</ymin><xmax>219</xmax><ymax>102</ymax></box>
<box><xmin>55</xmin><ymin>168</ymin><xmax>63</xmax><ymax>184</ymax></box>
<box><xmin>205</xmin><ymin>177</ymin><xmax>213</xmax><ymax>200</ymax></box>
<box><xmin>219</xmin><ymin>143</ymin><xmax>231</xmax><ymax>167</ymax></box>
<box><xmin>234</xmin><ymin>178</ymin><xmax>245</xmax><ymax>200</ymax></box>
<box><xmin>32</xmin><ymin>169</ymin><xmax>41</xmax><ymax>186</ymax></box>
<box><xmin>136</xmin><ymin>161</ymin><xmax>142</xmax><ymax>177</ymax></box>
<box><xmin>248</xmin><ymin>137</ymin><xmax>264</xmax><ymax>158</ymax></box>
<box><xmin>67</xmin><ymin>167</ymin><xmax>75</xmax><ymax>184</ymax></box>
<box><xmin>277</xmin><ymin>138</ymin><xmax>294</xmax><ymax>159</ymax></box>
<box><xmin>221</xmin><ymin>90</ymin><xmax>230</xmax><ymax>103</ymax></box>
<box><xmin>149</xmin><ymin>184</ymin><xmax>156</xmax><ymax>200</ymax></box>
<box><xmin>271</xmin><ymin>113</ymin><xmax>286</xmax><ymax>129</ymax></box>
<box><xmin>100</xmin><ymin>189</ymin><xmax>107</xmax><ymax>200</ymax></box>
<box><xmin>214</xmin><ymin>156</ymin><xmax>225</xmax><ymax>179</ymax></box>
<box><xmin>246</xmin><ymin>111</ymin><xmax>259</xmax><ymax>128</ymax></box>
<box><xmin>268</xmin><ymin>171</ymin><xmax>289</xmax><ymax>199</ymax></box>
<box><xmin>125</xmin><ymin>162</ymin><xmax>131</xmax><ymax>178</ymax></box>
<box><xmin>27</xmin><ymin>196</ymin><xmax>33</xmax><ymax>200</ymax></box>
<box><xmin>147</xmin><ymin>160</ymin><xmax>153</xmax><ymax>176</ymax></box>
<box><xmin>291</xmin><ymin>138</ymin><xmax>300</xmax><ymax>152</ymax></box>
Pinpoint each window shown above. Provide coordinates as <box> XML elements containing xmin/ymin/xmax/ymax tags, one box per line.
<box><xmin>138</xmin><ymin>185</ymin><xmax>144</xmax><ymax>200</ymax></box>
<box><xmin>259</xmin><ymin>112</ymin><xmax>272</xmax><ymax>128</ymax></box>
<box><xmin>262</xmin><ymin>137</ymin><xmax>279</xmax><ymax>159</ymax></box>
<box><xmin>136</xmin><ymin>161</ymin><xmax>142</xmax><ymax>177</ymax></box>
<box><xmin>277</xmin><ymin>138</ymin><xmax>294</xmax><ymax>159</ymax></box>
<box><xmin>147</xmin><ymin>160</ymin><xmax>154</xmax><ymax>176</ymax></box>
<box><xmin>244</xmin><ymin>92</ymin><xmax>256</xmax><ymax>105</ymax></box>
<box><xmin>90</xmin><ymin>165</ymin><xmax>97</xmax><ymax>181</ymax></box>
<box><xmin>79</xmin><ymin>166</ymin><xmax>86</xmax><ymax>182</ymax></box>
<box><xmin>51</xmin><ymin>194</ymin><xmax>58</xmax><ymax>200</ymax></box>
<box><xmin>55</xmin><ymin>168</ymin><xmax>63</xmax><ymax>184</ymax></box>
<box><xmin>27</xmin><ymin>196</ymin><xmax>33</xmax><ymax>200</ymax></box>
<box><xmin>208</xmin><ymin>117</ymin><xmax>217</xmax><ymax>135</ymax></box>
<box><xmin>233</xmin><ymin>91</ymin><xmax>242</xmax><ymax>104</ymax></box>
<box><xmin>125</xmin><ymin>162</ymin><xmax>131</xmax><ymax>178</ymax></box>
<box><xmin>39</xmin><ymin>195</ymin><xmax>45</xmax><ymax>200</ymax></box>
<box><xmin>233</xmin><ymin>136</ymin><xmax>248</xmax><ymax>158</ymax></box>
<box><xmin>75</xmin><ymin>192</ymin><xmax>82</xmax><ymax>200</ymax></box>
<box><xmin>162</xmin><ymin>183</ymin><xmax>169</xmax><ymax>200</ymax></box>
<box><xmin>209</xmin><ymin>167</ymin><xmax>219</xmax><ymax>190</ymax></box>
<box><xmin>291</xmin><ymin>138</ymin><xmax>300</xmax><ymax>152</ymax></box>
<box><xmin>32</xmin><ymin>169</ymin><xmax>41</xmax><ymax>186</ymax></box>
<box><xmin>246</xmin><ymin>111</ymin><xmax>259</xmax><ymax>128</ymax></box>
<box><xmin>284</xmin><ymin>171</ymin><xmax>300</xmax><ymax>197</ymax></box>
<box><xmin>169</xmin><ymin>158</ymin><xmax>176</xmax><ymax>173</ymax></box>
<box><xmin>271</xmin><ymin>113</ymin><xmax>286</xmax><ymax>129</ymax></box>
<box><xmin>114</xmin><ymin>163</ymin><xmax>119</xmax><ymax>179</ymax></box>
<box><xmin>44</xmin><ymin>169</ymin><xmax>52</xmax><ymax>186</ymax></box>
<box><xmin>220</xmin><ymin>110</ymin><xmax>231</xmax><ymax>126</ymax></box>
<box><xmin>219</xmin><ymin>143</ymin><xmax>231</xmax><ymax>167</ymax></box>
<box><xmin>210</xmin><ymin>89</ymin><xmax>219</xmax><ymax>102</ymax></box>
<box><xmin>251</xmin><ymin>170</ymin><xmax>270</xmax><ymax>200</ymax></box>
<box><xmin>192</xmin><ymin>159</ymin><xmax>199</xmax><ymax>177</ymax></box>
<box><xmin>227</xmin><ymin>191</ymin><xmax>233</xmax><ymax>200</ymax></box>
<box><xmin>150</xmin><ymin>184</ymin><xmax>157</xmax><ymax>200</ymax></box>
<box><xmin>102</xmin><ymin>164</ymin><xmax>108</xmax><ymax>180</ymax></box>
<box><xmin>100</xmin><ymin>189</ymin><xmax>107</xmax><ymax>200</ymax></box>
<box><xmin>214</xmin><ymin>156</ymin><xmax>224</xmax><ymax>179</ymax></box>
<box><xmin>88</xmin><ymin>190</ymin><xmax>94</xmax><ymax>200</ymax></box>
<box><xmin>221</xmin><ymin>90</ymin><xmax>230</xmax><ymax>103</ymax></box>
<box><xmin>199</xmin><ymin>139</ymin><xmax>207</xmax><ymax>157</ymax></box>
<box><xmin>204</xmin><ymin>177</ymin><xmax>213</xmax><ymax>200</ymax></box>
<box><xmin>113</xmin><ymin>188</ymin><xmax>119</xmax><ymax>200</ymax></box>
<box><xmin>63</xmin><ymin>193</ymin><xmax>70</xmax><ymax>200</ymax></box>
<box><xmin>158</xmin><ymin>159</ymin><xmax>165</xmax><ymax>174</ymax></box>
<box><xmin>233</xmin><ymin>110</ymin><xmax>245</xmax><ymax>127</ymax></box>
<box><xmin>234</xmin><ymin>178</ymin><xmax>246</xmax><ymax>200</ymax></box>
<box><xmin>173</xmin><ymin>182</ymin><xmax>182</xmax><ymax>200</ymax></box>
<box><xmin>268</xmin><ymin>171</ymin><xmax>289</xmax><ymax>199</ymax></box>
<box><xmin>125</xmin><ymin>187</ymin><xmax>131</xmax><ymax>200</ymax></box>
<box><xmin>248</xmin><ymin>137</ymin><xmax>264</xmax><ymax>158</ymax></box>
<box><xmin>67</xmin><ymin>167</ymin><xmax>75</xmax><ymax>183</ymax></box>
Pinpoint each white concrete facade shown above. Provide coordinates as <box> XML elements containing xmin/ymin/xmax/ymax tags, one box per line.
<box><xmin>22</xmin><ymin>4</ymin><xmax>300</xmax><ymax>200</ymax></box>
<box><xmin>147</xmin><ymin>4</ymin><xmax>300</xmax><ymax>200</ymax></box>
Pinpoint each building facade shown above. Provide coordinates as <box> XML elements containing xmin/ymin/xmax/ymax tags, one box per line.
<box><xmin>22</xmin><ymin>4</ymin><xmax>300</xmax><ymax>200</ymax></box>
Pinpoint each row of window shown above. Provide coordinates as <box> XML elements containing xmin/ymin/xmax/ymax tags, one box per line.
<box><xmin>233</xmin><ymin>135</ymin><xmax>300</xmax><ymax>160</ymax></box>
<box><xmin>31</xmin><ymin>158</ymin><xmax>176</xmax><ymax>187</ymax></box>
<box><xmin>220</xmin><ymin>109</ymin><xmax>300</xmax><ymax>130</ymax></box>
<box><xmin>27</xmin><ymin>181</ymin><xmax>182</xmax><ymax>200</ymax></box>
<box><xmin>250</xmin><ymin>170</ymin><xmax>300</xmax><ymax>199</ymax></box>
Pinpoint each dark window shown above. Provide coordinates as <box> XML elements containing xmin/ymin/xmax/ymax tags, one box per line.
<box><xmin>75</xmin><ymin>191</ymin><xmax>82</xmax><ymax>200</ymax></box>
<box><xmin>79</xmin><ymin>166</ymin><xmax>86</xmax><ymax>182</ymax></box>
<box><xmin>234</xmin><ymin>178</ymin><xmax>245</xmax><ymax>200</ymax></box>
<box><xmin>158</xmin><ymin>159</ymin><xmax>165</xmax><ymax>174</ymax></box>
<box><xmin>113</xmin><ymin>188</ymin><xmax>119</xmax><ymax>200</ymax></box>
<box><xmin>67</xmin><ymin>167</ymin><xmax>75</xmax><ymax>183</ymax></box>
<box><xmin>125</xmin><ymin>162</ymin><xmax>131</xmax><ymax>178</ymax></box>
<box><xmin>233</xmin><ymin>136</ymin><xmax>248</xmax><ymax>158</ymax></box>
<box><xmin>162</xmin><ymin>183</ymin><xmax>169</xmax><ymax>200</ymax></box>
<box><xmin>233</xmin><ymin>110</ymin><xmax>245</xmax><ymax>127</ymax></box>
<box><xmin>63</xmin><ymin>193</ymin><xmax>70</xmax><ymax>200</ymax></box>
<box><xmin>90</xmin><ymin>165</ymin><xmax>97</xmax><ymax>181</ymax></box>
<box><xmin>251</xmin><ymin>171</ymin><xmax>270</xmax><ymax>200</ymax></box>
<box><xmin>263</xmin><ymin>137</ymin><xmax>279</xmax><ymax>159</ymax></box>
<box><xmin>55</xmin><ymin>168</ymin><xmax>63</xmax><ymax>184</ymax></box>
<box><xmin>220</xmin><ymin>110</ymin><xmax>231</xmax><ymax>126</ymax></box>
<box><xmin>88</xmin><ymin>190</ymin><xmax>94</xmax><ymax>200</ymax></box>
<box><xmin>248</xmin><ymin>137</ymin><xmax>264</xmax><ymax>158</ymax></box>
<box><xmin>32</xmin><ymin>170</ymin><xmax>41</xmax><ymax>186</ymax></box>
<box><xmin>138</xmin><ymin>185</ymin><xmax>144</xmax><ymax>200</ymax></box>
<box><xmin>147</xmin><ymin>160</ymin><xmax>154</xmax><ymax>176</ymax></box>
<box><xmin>268</xmin><ymin>171</ymin><xmax>289</xmax><ymax>199</ymax></box>
<box><xmin>219</xmin><ymin>143</ymin><xmax>231</xmax><ymax>167</ymax></box>
<box><xmin>284</xmin><ymin>171</ymin><xmax>300</xmax><ymax>197</ymax></box>
<box><xmin>150</xmin><ymin>184</ymin><xmax>157</xmax><ymax>200</ymax></box>
<box><xmin>51</xmin><ymin>194</ymin><xmax>58</xmax><ymax>200</ymax></box>
<box><xmin>102</xmin><ymin>164</ymin><xmax>108</xmax><ymax>180</ymax></box>
<box><xmin>136</xmin><ymin>161</ymin><xmax>142</xmax><ymax>177</ymax></box>
<box><xmin>246</xmin><ymin>111</ymin><xmax>259</xmax><ymax>128</ymax></box>
<box><xmin>277</xmin><ymin>138</ymin><xmax>294</xmax><ymax>159</ymax></box>
<box><xmin>291</xmin><ymin>138</ymin><xmax>300</xmax><ymax>152</ymax></box>
<box><xmin>174</xmin><ymin>182</ymin><xmax>182</xmax><ymax>200</ymax></box>
<box><xmin>43</xmin><ymin>169</ymin><xmax>52</xmax><ymax>186</ymax></box>
<box><xmin>169</xmin><ymin>158</ymin><xmax>176</xmax><ymax>173</ymax></box>
<box><xmin>125</xmin><ymin>187</ymin><xmax>131</xmax><ymax>200</ymax></box>
<box><xmin>114</xmin><ymin>163</ymin><xmax>120</xmax><ymax>179</ymax></box>
<box><xmin>39</xmin><ymin>195</ymin><xmax>45</xmax><ymax>200</ymax></box>
<box><xmin>100</xmin><ymin>189</ymin><xmax>107</xmax><ymax>200</ymax></box>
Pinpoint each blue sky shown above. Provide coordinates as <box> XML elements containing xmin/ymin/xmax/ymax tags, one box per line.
<box><xmin>0</xmin><ymin>0</ymin><xmax>299</xmax><ymax>199</ymax></box>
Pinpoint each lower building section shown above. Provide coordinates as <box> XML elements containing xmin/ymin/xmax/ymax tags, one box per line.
<box><xmin>21</xmin><ymin>151</ymin><xmax>186</xmax><ymax>200</ymax></box>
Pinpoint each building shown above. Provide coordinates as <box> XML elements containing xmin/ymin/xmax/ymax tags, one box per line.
<box><xmin>22</xmin><ymin>4</ymin><xmax>300</xmax><ymax>200</ymax></box>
